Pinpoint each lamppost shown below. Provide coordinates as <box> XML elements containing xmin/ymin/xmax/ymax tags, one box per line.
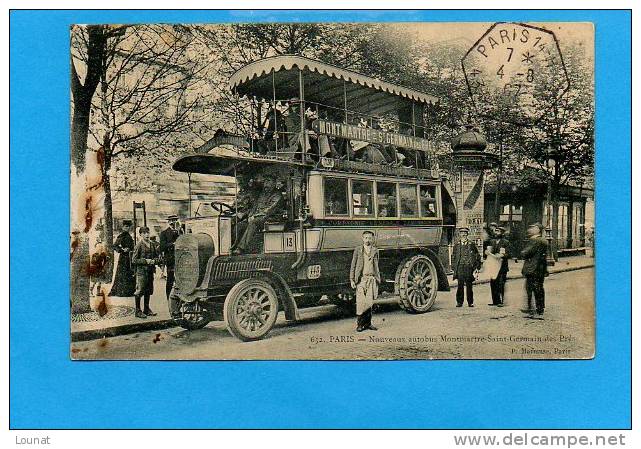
<box><xmin>545</xmin><ymin>146</ymin><xmax>558</xmax><ymax>266</ymax></box>
<box><xmin>577</xmin><ymin>179</ymin><xmax>585</xmax><ymax>247</ymax></box>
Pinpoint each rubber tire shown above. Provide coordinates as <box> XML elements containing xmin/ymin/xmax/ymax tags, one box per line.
<box><xmin>224</xmin><ymin>278</ymin><xmax>280</xmax><ymax>341</ymax></box>
<box><xmin>397</xmin><ymin>254</ymin><xmax>438</xmax><ymax>313</ymax></box>
<box><xmin>169</xmin><ymin>296</ymin><xmax>211</xmax><ymax>330</ymax></box>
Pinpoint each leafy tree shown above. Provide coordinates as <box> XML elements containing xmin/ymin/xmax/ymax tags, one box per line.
<box><xmin>70</xmin><ymin>25</ymin><xmax>207</xmax><ymax>314</ymax></box>
<box><xmin>475</xmin><ymin>41</ymin><xmax>594</xmax><ymax>254</ymax></box>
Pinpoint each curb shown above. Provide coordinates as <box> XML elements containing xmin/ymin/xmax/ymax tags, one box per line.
<box><xmin>71</xmin><ymin>264</ymin><xmax>595</xmax><ymax>342</ymax></box>
<box><xmin>448</xmin><ymin>263</ymin><xmax>595</xmax><ymax>288</ymax></box>
<box><xmin>71</xmin><ymin>318</ymin><xmax>175</xmax><ymax>342</ymax></box>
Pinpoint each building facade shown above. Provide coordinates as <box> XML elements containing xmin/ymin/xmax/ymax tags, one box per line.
<box><xmin>484</xmin><ymin>181</ymin><xmax>594</xmax><ymax>257</ymax></box>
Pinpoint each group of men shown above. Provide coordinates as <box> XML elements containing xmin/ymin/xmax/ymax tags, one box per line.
<box><xmin>342</xmin><ymin>220</ymin><xmax>551</xmax><ymax>333</ymax></box>
<box><xmin>109</xmin><ymin>215</ymin><xmax>183</xmax><ymax>319</ymax></box>
<box><xmin>109</xmin><ymin>209</ymin><xmax>549</xmax><ymax>327</ymax></box>
<box><xmin>451</xmin><ymin>222</ymin><xmax>549</xmax><ymax>317</ymax></box>
<box><xmin>260</xmin><ymin>99</ymin><xmax>422</xmax><ymax>168</ymax></box>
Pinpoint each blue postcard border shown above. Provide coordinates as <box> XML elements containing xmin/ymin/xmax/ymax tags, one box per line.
<box><xmin>9</xmin><ymin>9</ymin><xmax>631</xmax><ymax>429</ymax></box>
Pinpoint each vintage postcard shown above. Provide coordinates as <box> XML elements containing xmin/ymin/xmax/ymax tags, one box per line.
<box><xmin>69</xmin><ymin>22</ymin><xmax>595</xmax><ymax>360</ymax></box>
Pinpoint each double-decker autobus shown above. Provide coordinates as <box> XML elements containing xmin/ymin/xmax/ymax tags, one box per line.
<box><xmin>169</xmin><ymin>55</ymin><xmax>454</xmax><ymax>341</ymax></box>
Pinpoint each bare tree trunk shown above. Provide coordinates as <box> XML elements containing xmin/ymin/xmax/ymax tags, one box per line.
<box><xmin>101</xmin><ymin>141</ymin><xmax>115</xmax><ymax>283</ymax></box>
<box><xmin>70</xmin><ymin>95</ymin><xmax>92</xmax><ymax>174</ymax></box>
<box><xmin>551</xmin><ymin>175</ymin><xmax>560</xmax><ymax>261</ymax></box>
<box><xmin>70</xmin><ymin>25</ymin><xmax>107</xmax><ymax>173</ymax></box>
<box><xmin>70</xmin><ymin>26</ymin><xmax>107</xmax><ymax>314</ymax></box>
<box><xmin>70</xmin><ymin>231</ymin><xmax>91</xmax><ymax>314</ymax></box>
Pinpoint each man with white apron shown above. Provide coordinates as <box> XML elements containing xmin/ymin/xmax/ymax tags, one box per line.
<box><xmin>350</xmin><ymin>230</ymin><xmax>381</xmax><ymax>332</ymax></box>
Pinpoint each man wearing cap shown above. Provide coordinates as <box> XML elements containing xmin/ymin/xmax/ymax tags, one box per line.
<box><xmin>109</xmin><ymin>220</ymin><xmax>135</xmax><ymax>297</ymax></box>
<box><xmin>452</xmin><ymin>227</ymin><xmax>482</xmax><ymax>308</ymax></box>
<box><xmin>487</xmin><ymin>225</ymin><xmax>510</xmax><ymax>306</ymax></box>
<box><xmin>160</xmin><ymin>215</ymin><xmax>182</xmax><ymax>300</ymax></box>
<box><xmin>520</xmin><ymin>223</ymin><xmax>549</xmax><ymax>317</ymax></box>
<box><xmin>132</xmin><ymin>227</ymin><xmax>160</xmax><ymax>318</ymax></box>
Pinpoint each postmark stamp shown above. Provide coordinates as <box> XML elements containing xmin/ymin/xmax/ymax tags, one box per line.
<box><xmin>462</xmin><ymin>22</ymin><xmax>571</xmax><ymax>125</ymax></box>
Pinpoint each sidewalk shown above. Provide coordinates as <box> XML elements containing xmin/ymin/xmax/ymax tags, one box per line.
<box><xmin>71</xmin><ymin>272</ymin><xmax>174</xmax><ymax>342</ymax></box>
<box><xmin>447</xmin><ymin>254</ymin><xmax>595</xmax><ymax>288</ymax></box>
<box><xmin>71</xmin><ymin>255</ymin><xmax>595</xmax><ymax>342</ymax></box>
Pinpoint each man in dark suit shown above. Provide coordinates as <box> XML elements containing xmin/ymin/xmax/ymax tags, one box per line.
<box><xmin>132</xmin><ymin>227</ymin><xmax>161</xmax><ymax>318</ymax></box>
<box><xmin>350</xmin><ymin>230</ymin><xmax>381</xmax><ymax>332</ymax></box>
<box><xmin>160</xmin><ymin>215</ymin><xmax>182</xmax><ymax>300</ymax></box>
<box><xmin>520</xmin><ymin>223</ymin><xmax>549</xmax><ymax>317</ymax></box>
<box><xmin>487</xmin><ymin>225</ymin><xmax>510</xmax><ymax>306</ymax></box>
<box><xmin>452</xmin><ymin>227</ymin><xmax>482</xmax><ymax>308</ymax></box>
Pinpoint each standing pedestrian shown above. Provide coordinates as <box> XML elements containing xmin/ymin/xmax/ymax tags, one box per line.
<box><xmin>109</xmin><ymin>220</ymin><xmax>135</xmax><ymax>297</ymax></box>
<box><xmin>132</xmin><ymin>226</ymin><xmax>160</xmax><ymax>319</ymax></box>
<box><xmin>483</xmin><ymin>222</ymin><xmax>497</xmax><ymax>258</ymax></box>
<box><xmin>350</xmin><ymin>230</ymin><xmax>381</xmax><ymax>332</ymax></box>
<box><xmin>487</xmin><ymin>225</ymin><xmax>510</xmax><ymax>306</ymax></box>
<box><xmin>452</xmin><ymin>227</ymin><xmax>482</xmax><ymax>308</ymax></box>
<box><xmin>520</xmin><ymin>223</ymin><xmax>549</xmax><ymax>317</ymax></box>
<box><xmin>160</xmin><ymin>215</ymin><xmax>182</xmax><ymax>300</ymax></box>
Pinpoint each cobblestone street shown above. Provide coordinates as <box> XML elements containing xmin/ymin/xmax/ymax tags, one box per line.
<box><xmin>72</xmin><ymin>268</ymin><xmax>594</xmax><ymax>360</ymax></box>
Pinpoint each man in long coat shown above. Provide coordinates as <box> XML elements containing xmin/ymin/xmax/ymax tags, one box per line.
<box><xmin>452</xmin><ymin>227</ymin><xmax>482</xmax><ymax>308</ymax></box>
<box><xmin>160</xmin><ymin>215</ymin><xmax>182</xmax><ymax>300</ymax></box>
<box><xmin>520</xmin><ymin>223</ymin><xmax>549</xmax><ymax>317</ymax></box>
<box><xmin>109</xmin><ymin>220</ymin><xmax>135</xmax><ymax>297</ymax></box>
<box><xmin>487</xmin><ymin>225</ymin><xmax>510</xmax><ymax>306</ymax></box>
<box><xmin>132</xmin><ymin>226</ymin><xmax>160</xmax><ymax>319</ymax></box>
<box><xmin>350</xmin><ymin>230</ymin><xmax>381</xmax><ymax>332</ymax></box>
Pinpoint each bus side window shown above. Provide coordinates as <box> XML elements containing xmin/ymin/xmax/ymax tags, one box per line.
<box><xmin>324</xmin><ymin>177</ymin><xmax>349</xmax><ymax>216</ymax></box>
<box><xmin>419</xmin><ymin>185</ymin><xmax>437</xmax><ymax>217</ymax></box>
<box><xmin>400</xmin><ymin>183</ymin><xmax>419</xmax><ymax>217</ymax></box>
<box><xmin>376</xmin><ymin>182</ymin><xmax>398</xmax><ymax>218</ymax></box>
<box><xmin>351</xmin><ymin>180</ymin><xmax>374</xmax><ymax>216</ymax></box>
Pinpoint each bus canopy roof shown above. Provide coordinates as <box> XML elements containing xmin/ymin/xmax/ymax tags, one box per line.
<box><xmin>173</xmin><ymin>151</ymin><xmax>310</xmax><ymax>176</ymax></box>
<box><xmin>228</xmin><ymin>55</ymin><xmax>439</xmax><ymax>116</ymax></box>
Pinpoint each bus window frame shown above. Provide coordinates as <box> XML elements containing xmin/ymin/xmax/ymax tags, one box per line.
<box><xmin>399</xmin><ymin>182</ymin><xmax>420</xmax><ymax>218</ymax></box>
<box><xmin>322</xmin><ymin>176</ymin><xmax>350</xmax><ymax>218</ymax></box>
<box><xmin>317</xmin><ymin>172</ymin><xmax>442</xmax><ymax>221</ymax></box>
<box><xmin>350</xmin><ymin>178</ymin><xmax>375</xmax><ymax>218</ymax></box>
<box><xmin>419</xmin><ymin>184</ymin><xmax>439</xmax><ymax>219</ymax></box>
<box><xmin>375</xmin><ymin>180</ymin><xmax>400</xmax><ymax>220</ymax></box>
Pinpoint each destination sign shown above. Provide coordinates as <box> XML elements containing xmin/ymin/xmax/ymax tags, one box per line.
<box><xmin>197</xmin><ymin>134</ymin><xmax>250</xmax><ymax>153</ymax></box>
<box><xmin>312</xmin><ymin>119</ymin><xmax>431</xmax><ymax>152</ymax></box>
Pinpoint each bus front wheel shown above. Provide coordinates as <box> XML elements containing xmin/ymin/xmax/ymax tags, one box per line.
<box><xmin>224</xmin><ymin>278</ymin><xmax>279</xmax><ymax>341</ymax></box>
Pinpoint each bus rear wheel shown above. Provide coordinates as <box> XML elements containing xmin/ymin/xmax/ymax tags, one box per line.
<box><xmin>224</xmin><ymin>279</ymin><xmax>279</xmax><ymax>341</ymax></box>
<box><xmin>397</xmin><ymin>255</ymin><xmax>438</xmax><ymax>313</ymax></box>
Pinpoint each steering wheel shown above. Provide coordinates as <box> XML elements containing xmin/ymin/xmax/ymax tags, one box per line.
<box><xmin>210</xmin><ymin>202</ymin><xmax>235</xmax><ymax>216</ymax></box>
